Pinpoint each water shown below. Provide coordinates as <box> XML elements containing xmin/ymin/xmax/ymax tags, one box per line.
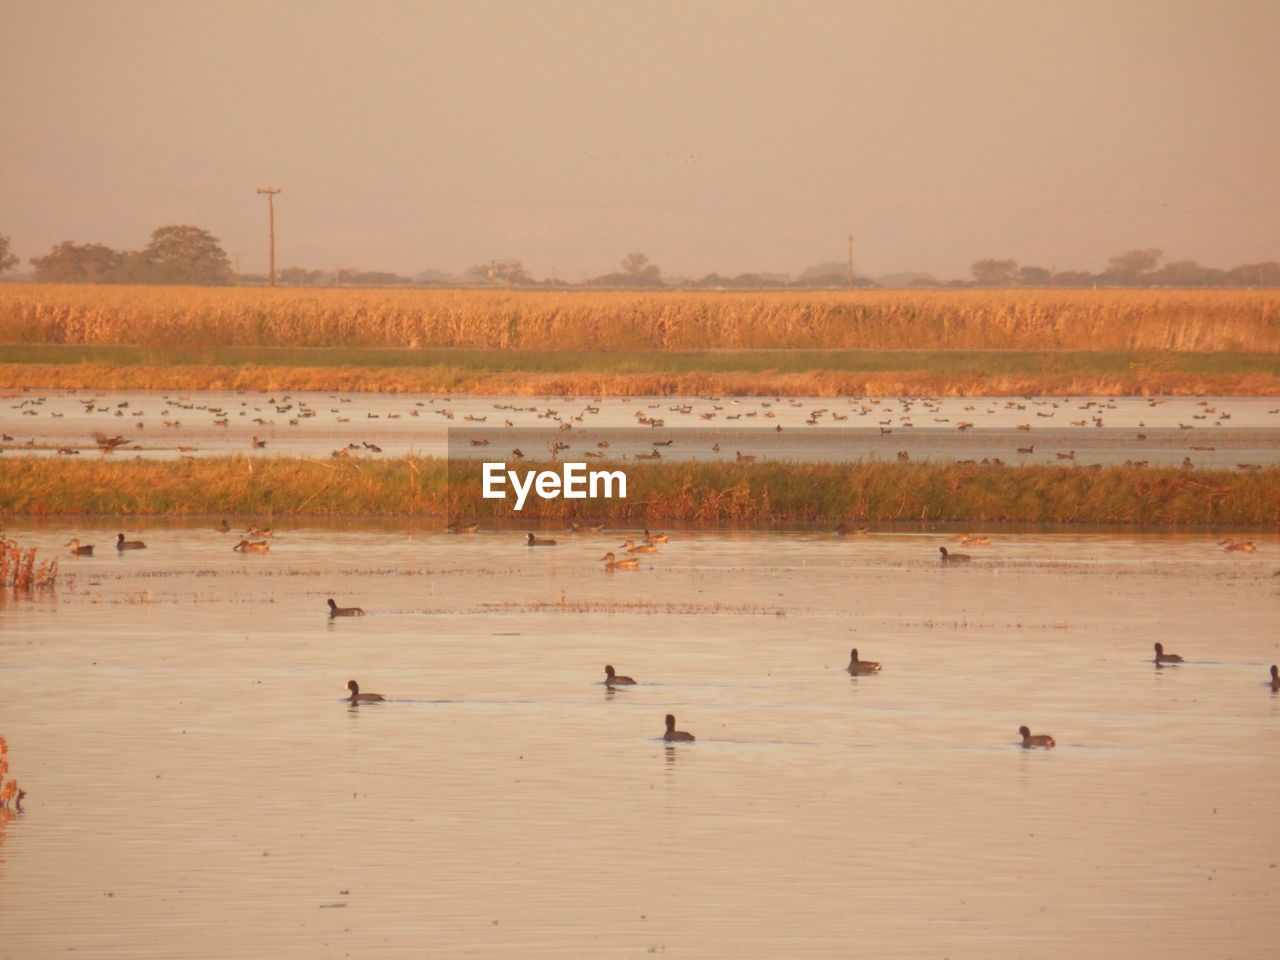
<box><xmin>4</xmin><ymin>390</ymin><xmax>1280</xmax><ymax>468</ymax></box>
<box><xmin>1</xmin><ymin>524</ymin><xmax>1277</xmax><ymax>957</ymax></box>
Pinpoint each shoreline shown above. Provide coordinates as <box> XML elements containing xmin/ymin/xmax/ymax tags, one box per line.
<box><xmin>3</xmin><ymin>362</ymin><xmax>1279</xmax><ymax>397</ymax></box>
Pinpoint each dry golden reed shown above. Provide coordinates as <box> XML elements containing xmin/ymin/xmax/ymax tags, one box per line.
<box><xmin>3</xmin><ymin>285</ymin><xmax>1278</xmax><ymax>352</ymax></box>
<box><xmin>2</xmin><ymin>456</ymin><xmax>1276</xmax><ymax>526</ymax></box>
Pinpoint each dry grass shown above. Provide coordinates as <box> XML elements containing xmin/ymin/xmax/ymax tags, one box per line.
<box><xmin>0</xmin><ymin>538</ymin><xmax>58</xmax><ymax>590</ymax></box>
<box><xmin>2</xmin><ymin>456</ymin><xmax>1276</xmax><ymax>526</ymax></box>
<box><xmin>0</xmin><ymin>736</ymin><xmax>24</xmax><ymax>816</ymax></box>
<box><xmin>3</xmin><ymin>285</ymin><xmax>1278</xmax><ymax>352</ymax></box>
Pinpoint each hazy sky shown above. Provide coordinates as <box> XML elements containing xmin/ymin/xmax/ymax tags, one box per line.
<box><xmin>2</xmin><ymin>0</ymin><xmax>1277</xmax><ymax>280</ymax></box>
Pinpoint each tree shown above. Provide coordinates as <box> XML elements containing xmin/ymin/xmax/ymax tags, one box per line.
<box><xmin>30</xmin><ymin>241</ymin><xmax>123</xmax><ymax>283</ymax></box>
<box><xmin>138</xmin><ymin>225</ymin><xmax>233</xmax><ymax>285</ymax></box>
<box><xmin>1105</xmin><ymin>248</ymin><xmax>1162</xmax><ymax>280</ymax></box>
<box><xmin>466</xmin><ymin>259</ymin><xmax>532</xmax><ymax>286</ymax></box>
<box><xmin>1228</xmin><ymin>262</ymin><xmax>1280</xmax><ymax>287</ymax></box>
<box><xmin>0</xmin><ymin>234</ymin><xmax>18</xmax><ymax>274</ymax></box>
<box><xmin>971</xmin><ymin>258</ymin><xmax>1019</xmax><ymax>286</ymax></box>
<box><xmin>620</xmin><ymin>252</ymin><xmax>661</xmax><ymax>282</ymax></box>
<box><xmin>1018</xmin><ymin>266</ymin><xmax>1053</xmax><ymax>286</ymax></box>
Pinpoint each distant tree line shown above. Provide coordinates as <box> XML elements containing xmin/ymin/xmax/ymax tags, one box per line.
<box><xmin>3</xmin><ymin>228</ymin><xmax>1276</xmax><ymax>288</ymax></box>
<box><xmin>969</xmin><ymin>249</ymin><xmax>1280</xmax><ymax>288</ymax></box>
<box><xmin>21</xmin><ymin>226</ymin><xmax>234</xmax><ymax>285</ymax></box>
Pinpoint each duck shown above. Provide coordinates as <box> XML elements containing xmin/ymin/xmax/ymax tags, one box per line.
<box><xmin>346</xmin><ymin>680</ymin><xmax>384</xmax><ymax>703</ymax></box>
<box><xmin>1153</xmin><ymin>642</ymin><xmax>1183</xmax><ymax>664</ymax></box>
<box><xmin>847</xmin><ymin>647</ymin><xmax>882</xmax><ymax>675</ymax></box>
<box><xmin>1270</xmin><ymin>665</ymin><xmax>1280</xmax><ymax>691</ymax></box>
<box><xmin>233</xmin><ymin>539</ymin><xmax>270</xmax><ymax>553</ymax></box>
<box><xmin>959</xmin><ymin>534</ymin><xmax>991</xmax><ymax>546</ymax></box>
<box><xmin>621</xmin><ymin>539</ymin><xmax>657</xmax><ymax>554</ymax></box>
<box><xmin>939</xmin><ymin>547</ymin><xmax>970</xmax><ymax>562</ymax></box>
<box><xmin>663</xmin><ymin>714</ymin><xmax>695</xmax><ymax>742</ymax></box>
<box><xmin>600</xmin><ymin>551</ymin><xmax>640</xmax><ymax>570</ymax></box>
<box><xmin>571</xmin><ymin>522</ymin><xmax>605</xmax><ymax>533</ymax></box>
<box><xmin>1018</xmin><ymin>725</ymin><xmax>1055</xmax><ymax>749</ymax></box>
<box><xmin>447</xmin><ymin>521</ymin><xmax>479</xmax><ymax>534</ymax></box>
<box><xmin>327</xmin><ymin>598</ymin><xmax>365</xmax><ymax>617</ymax></box>
<box><xmin>643</xmin><ymin>529</ymin><xmax>669</xmax><ymax>543</ymax></box>
<box><xmin>245</xmin><ymin>526</ymin><xmax>273</xmax><ymax>538</ymax></box>
<box><xmin>116</xmin><ymin>533</ymin><xmax>146</xmax><ymax>550</ymax></box>
<box><xmin>604</xmin><ymin>665</ymin><xmax>636</xmax><ymax>686</ymax></box>
<box><xmin>65</xmin><ymin>538</ymin><xmax>94</xmax><ymax>556</ymax></box>
<box><xmin>215</xmin><ymin>519</ymin><xmax>230</xmax><ymax>533</ymax></box>
<box><xmin>527</xmin><ymin>532</ymin><xmax>557</xmax><ymax>546</ymax></box>
<box><xmin>1220</xmin><ymin>539</ymin><xmax>1256</xmax><ymax>553</ymax></box>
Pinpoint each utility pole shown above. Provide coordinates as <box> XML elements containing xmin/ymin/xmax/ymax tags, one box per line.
<box><xmin>847</xmin><ymin>233</ymin><xmax>855</xmax><ymax>288</ymax></box>
<box><xmin>256</xmin><ymin>186</ymin><xmax>282</xmax><ymax>287</ymax></box>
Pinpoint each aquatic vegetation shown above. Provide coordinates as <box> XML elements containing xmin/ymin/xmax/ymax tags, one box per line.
<box><xmin>0</xmin><ymin>539</ymin><xmax>58</xmax><ymax>590</ymax></box>
<box><xmin>0</xmin><ymin>737</ymin><xmax>23</xmax><ymax>814</ymax></box>
<box><xmin>1</xmin><ymin>456</ymin><xmax>1276</xmax><ymax>526</ymax></box>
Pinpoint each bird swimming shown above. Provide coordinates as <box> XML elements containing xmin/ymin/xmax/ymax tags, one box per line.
<box><xmin>1018</xmin><ymin>725</ymin><xmax>1055</xmax><ymax>749</ymax></box>
<box><xmin>328</xmin><ymin>598</ymin><xmax>365</xmax><ymax>617</ymax></box>
<box><xmin>116</xmin><ymin>533</ymin><xmax>146</xmax><ymax>550</ymax></box>
<box><xmin>346</xmin><ymin>680</ymin><xmax>384</xmax><ymax>703</ymax></box>
<box><xmin>663</xmin><ymin>714</ymin><xmax>695</xmax><ymax>742</ymax></box>
<box><xmin>1153</xmin><ymin>642</ymin><xmax>1183</xmax><ymax>664</ymax></box>
<box><xmin>605</xmin><ymin>665</ymin><xmax>636</xmax><ymax>686</ymax></box>
<box><xmin>65</xmin><ymin>538</ymin><xmax>94</xmax><ymax>556</ymax></box>
<box><xmin>847</xmin><ymin>648</ymin><xmax>882</xmax><ymax>674</ymax></box>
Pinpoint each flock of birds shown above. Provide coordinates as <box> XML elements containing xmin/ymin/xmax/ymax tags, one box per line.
<box><xmin>3</xmin><ymin>391</ymin><xmax>1276</xmax><ymax>470</ymax></box>
<box><xmin>338</xmin><ymin>639</ymin><xmax>1280</xmax><ymax>748</ymax></box>
<box><xmin>324</xmin><ymin>524</ymin><xmax>1276</xmax><ymax>748</ymax></box>
<box><xmin>51</xmin><ymin>520</ymin><xmax>1278</xmax><ymax>747</ymax></box>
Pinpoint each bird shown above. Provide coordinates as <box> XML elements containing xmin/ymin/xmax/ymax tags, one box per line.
<box><xmin>1018</xmin><ymin>725</ymin><xmax>1055</xmax><ymax>749</ymax></box>
<box><xmin>527</xmin><ymin>532</ymin><xmax>557</xmax><ymax>546</ymax></box>
<box><xmin>939</xmin><ymin>547</ymin><xmax>970</xmax><ymax>562</ymax></box>
<box><xmin>663</xmin><ymin>714</ymin><xmax>695</xmax><ymax>742</ymax></box>
<box><xmin>1270</xmin><ymin>665</ymin><xmax>1280</xmax><ymax>692</ymax></box>
<box><xmin>233</xmin><ymin>539</ymin><xmax>270</xmax><ymax>553</ymax></box>
<box><xmin>346</xmin><ymin>680</ymin><xmax>384</xmax><ymax>703</ymax></box>
<box><xmin>959</xmin><ymin>534</ymin><xmax>991</xmax><ymax>546</ymax></box>
<box><xmin>64</xmin><ymin>538</ymin><xmax>94</xmax><ymax>556</ymax></box>
<box><xmin>643</xmin><ymin>529</ymin><xmax>669</xmax><ymax>543</ymax></box>
<box><xmin>245</xmin><ymin>527</ymin><xmax>273</xmax><ymax>538</ymax></box>
<box><xmin>835</xmin><ymin>522</ymin><xmax>869</xmax><ymax>536</ymax></box>
<box><xmin>446</xmin><ymin>522</ymin><xmax>479</xmax><ymax>534</ymax></box>
<box><xmin>621</xmin><ymin>539</ymin><xmax>657</xmax><ymax>554</ymax></box>
<box><xmin>1220</xmin><ymin>539</ymin><xmax>1256</xmax><ymax>553</ymax></box>
<box><xmin>1153</xmin><ymin>642</ymin><xmax>1183</xmax><ymax>664</ymax></box>
<box><xmin>116</xmin><ymin>533</ymin><xmax>146</xmax><ymax>550</ymax></box>
<box><xmin>600</xmin><ymin>552</ymin><xmax>640</xmax><ymax>570</ymax></box>
<box><xmin>847</xmin><ymin>648</ymin><xmax>882</xmax><ymax>675</ymax></box>
<box><xmin>605</xmin><ymin>665</ymin><xmax>636</xmax><ymax>686</ymax></box>
<box><xmin>327</xmin><ymin>598</ymin><xmax>365</xmax><ymax>617</ymax></box>
<box><xmin>216</xmin><ymin>519</ymin><xmax>230</xmax><ymax>533</ymax></box>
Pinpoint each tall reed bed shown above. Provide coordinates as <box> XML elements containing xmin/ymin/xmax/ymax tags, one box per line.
<box><xmin>2</xmin><ymin>456</ymin><xmax>1276</xmax><ymax>526</ymax></box>
<box><xmin>2</xmin><ymin>286</ymin><xmax>1277</xmax><ymax>352</ymax></box>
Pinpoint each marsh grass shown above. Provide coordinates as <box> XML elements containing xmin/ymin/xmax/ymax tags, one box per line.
<box><xmin>2</xmin><ymin>456</ymin><xmax>1275</xmax><ymax>526</ymax></box>
<box><xmin>3</xmin><ymin>285</ymin><xmax>1277</xmax><ymax>352</ymax></box>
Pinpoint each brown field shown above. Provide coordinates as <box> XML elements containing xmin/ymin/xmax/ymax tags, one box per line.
<box><xmin>3</xmin><ymin>285</ymin><xmax>1278</xmax><ymax>351</ymax></box>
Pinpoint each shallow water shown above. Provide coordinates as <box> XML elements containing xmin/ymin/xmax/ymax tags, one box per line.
<box><xmin>4</xmin><ymin>390</ymin><xmax>1279</xmax><ymax>468</ymax></box>
<box><xmin>1</xmin><ymin>525</ymin><xmax>1278</xmax><ymax>958</ymax></box>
